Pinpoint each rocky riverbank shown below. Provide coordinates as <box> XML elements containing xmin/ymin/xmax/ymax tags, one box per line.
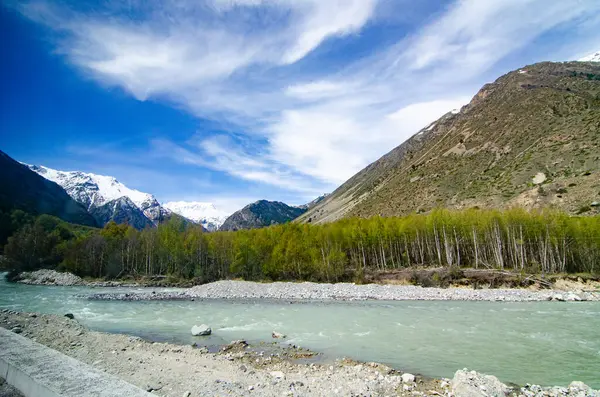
<box><xmin>87</xmin><ymin>280</ymin><xmax>600</xmax><ymax>302</ymax></box>
<box><xmin>0</xmin><ymin>310</ymin><xmax>597</xmax><ymax>397</ymax></box>
<box><xmin>12</xmin><ymin>269</ymin><xmax>182</xmax><ymax>288</ymax></box>
<box><xmin>15</xmin><ymin>269</ymin><xmax>84</xmax><ymax>286</ymax></box>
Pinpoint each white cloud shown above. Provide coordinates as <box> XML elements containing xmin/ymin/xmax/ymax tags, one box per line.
<box><xmin>16</xmin><ymin>0</ymin><xmax>600</xmax><ymax>199</ymax></box>
<box><xmin>399</xmin><ymin>0</ymin><xmax>600</xmax><ymax>77</ymax></box>
<box><xmin>280</xmin><ymin>0</ymin><xmax>378</xmax><ymax>64</ymax></box>
<box><xmin>151</xmin><ymin>136</ymin><xmax>329</xmax><ymax>195</ymax></box>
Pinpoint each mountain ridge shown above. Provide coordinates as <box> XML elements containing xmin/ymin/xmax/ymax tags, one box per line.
<box><xmin>220</xmin><ymin>200</ymin><xmax>307</xmax><ymax>231</ymax></box>
<box><xmin>298</xmin><ymin>61</ymin><xmax>600</xmax><ymax>223</ymax></box>
<box><xmin>28</xmin><ymin>164</ymin><xmax>171</xmax><ymax>229</ymax></box>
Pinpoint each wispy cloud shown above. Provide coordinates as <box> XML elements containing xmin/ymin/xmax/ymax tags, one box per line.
<box><xmin>14</xmin><ymin>0</ymin><xmax>600</xmax><ymax>197</ymax></box>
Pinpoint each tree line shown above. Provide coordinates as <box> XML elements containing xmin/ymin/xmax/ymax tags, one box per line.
<box><xmin>1</xmin><ymin>208</ymin><xmax>599</xmax><ymax>282</ymax></box>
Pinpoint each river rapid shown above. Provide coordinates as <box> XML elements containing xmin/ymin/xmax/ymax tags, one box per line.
<box><xmin>0</xmin><ymin>276</ymin><xmax>598</xmax><ymax>388</ymax></box>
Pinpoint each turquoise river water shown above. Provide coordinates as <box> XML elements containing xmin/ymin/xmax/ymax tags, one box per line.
<box><xmin>0</xmin><ymin>276</ymin><xmax>598</xmax><ymax>388</ymax></box>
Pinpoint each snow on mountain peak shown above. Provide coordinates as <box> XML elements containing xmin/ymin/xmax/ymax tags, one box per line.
<box><xmin>29</xmin><ymin>165</ymin><xmax>154</xmax><ymax>209</ymax></box>
<box><xmin>579</xmin><ymin>51</ymin><xmax>600</xmax><ymax>62</ymax></box>
<box><xmin>163</xmin><ymin>201</ymin><xmax>229</xmax><ymax>231</ymax></box>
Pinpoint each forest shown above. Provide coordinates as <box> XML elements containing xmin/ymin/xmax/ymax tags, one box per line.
<box><xmin>1</xmin><ymin>207</ymin><xmax>599</xmax><ymax>283</ymax></box>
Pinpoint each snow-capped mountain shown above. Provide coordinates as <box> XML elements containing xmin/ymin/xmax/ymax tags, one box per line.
<box><xmin>579</xmin><ymin>51</ymin><xmax>600</xmax><ymax>62</ymax></box>
<box><xmin>28</xmin><ymin>165</ymin><xmax>170</xmax><ymax>228</ymax></box>
<box><xmin>163</xmin><ymin>201</ymin><xmax>229</xmax><ymax>231</ymax></box>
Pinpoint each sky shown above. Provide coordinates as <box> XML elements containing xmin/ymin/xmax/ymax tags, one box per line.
<box><xmin>1</xmin><ymin>0</ymin><xmax>599</xmax><ymax>213</ymax></box>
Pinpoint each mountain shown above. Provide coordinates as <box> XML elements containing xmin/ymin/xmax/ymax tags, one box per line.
<box><xmin>0</xmin><ymin>151</ymin><xmax>97</xmax><ymax>227</ymax></box>
<box><xmin>220</xmin><ymin>200</ymin><xmax>307</xmax><ymax>231</ymax></box>
<box><xmin>90</xmin><ymin>196</ymin><xmax>154</xmax><ymax>230</ymax></box>
<box><xmin>298</xmin><ymin>61</ymin><xmax>600</xmax><ymax>224</ymax></box>
<box><xmin>28</xmin><ymin>165</ymin><xmax>170</xmax><ymax>229</ymax></box>
<box><xmin>579</xmin><ymin>51</ymin><xmax>600</xmax><ymax>62</ymax></box>
<box><xmin>162</xmin><ymin>201</ymin><xmax>228</xmax><ymax>231</ymax></box>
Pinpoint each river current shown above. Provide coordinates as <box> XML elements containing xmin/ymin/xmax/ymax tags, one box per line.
<box><xmin>0</xmin><ymin>276</ymin><xmax>598</xmax><ymax>388</ymax></box>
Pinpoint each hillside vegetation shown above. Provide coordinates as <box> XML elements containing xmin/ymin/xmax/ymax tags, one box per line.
<box><xmin>298</xmin><ymin>62</ymin><xmax>600</xmax><ymax>224</ymax></box>
<box><xmin>2</xmin><ymin>209</ymin><xmax>599</xmax><ymax>284</ymax></box>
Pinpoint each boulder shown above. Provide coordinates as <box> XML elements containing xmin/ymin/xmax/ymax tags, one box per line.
<box><xmin>64</xmin><ymin>313</ymin><xmax>75</xmax><ymax>319</ymax></box>
<box><xmin>552</xmin><ymin>294</ymin><xmax>565</xmax><ymax>302</ymax></box>
<box><xmin>569</xmin><ymin>381</ymin><xmax>590</xmax><ymax>392</ymax></box>
<box><xmin>565</xmin><ymin>293</ymin><xmax>582</xmax><ymax>302</ymax></box>
<box><xmin>270</xmin><ymin>371</ymin><xmax>285</xmax><ymax>379</ymax></box>
<box><xmin>401</xmin><ymin>373</ymin><xmax>416</xmax><ymax>383</ymax></box>
<box><xmin>272</xmin><ymin>331</ymin><xmax>287</xmax><ymax>339</ymax></box>
<box><xmin>452</xmin><ymin>369</ymin><xmax>510</xmax><ymax>397</ymax></box>
<box><xmin>191</xmin><ymin>324</ymin><xmax>211</xmax><ymax>336</ymax></box>
<box><xmin>11</xmin><ymin>327</ymin><xmax>22</xmax><ymax>334</ymax></box>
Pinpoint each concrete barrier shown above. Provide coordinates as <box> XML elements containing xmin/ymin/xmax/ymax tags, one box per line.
<box><xmin>0</xmin><ymin>328</ymin><xmax>151</xmax><ymax>397</ymax></box>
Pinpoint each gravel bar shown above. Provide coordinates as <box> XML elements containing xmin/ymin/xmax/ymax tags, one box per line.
<box><xmin>86</xmin><ymin>280</ymin><xmax>600</xmax><ymax>302</ymax></box>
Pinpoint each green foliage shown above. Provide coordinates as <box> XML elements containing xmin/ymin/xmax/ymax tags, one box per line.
<box><xmin>2</xmin><ymin>208</ymin><xmax>600</xmax><ymax>279</ymax></box>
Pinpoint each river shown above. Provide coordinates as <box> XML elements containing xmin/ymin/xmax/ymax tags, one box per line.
<box><xmin>0</xmin><ymin>276</ymin><xmax>598</xmax><ymax>388</ymax></box>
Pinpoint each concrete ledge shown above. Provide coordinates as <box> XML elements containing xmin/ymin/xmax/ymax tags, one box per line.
<box><xmin>0</xmin><ymin>328</ymin><xmax>151</xmax><ymax>397</ymax></box>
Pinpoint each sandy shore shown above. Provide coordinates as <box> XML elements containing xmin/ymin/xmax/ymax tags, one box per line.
<box><xmin>1</xmin><ymin>310</ymin><xmax>598</xmax><ymax>397</ymax></box>
<box><xmin>86</xmin><ymin>280</ymin><xmax>600</xmax><ymax>302</ymax></box>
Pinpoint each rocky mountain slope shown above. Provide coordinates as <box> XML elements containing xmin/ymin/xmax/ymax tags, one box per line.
<box><xmin>0</xmin><ymin>151</ymin><xmax>97</xmax><ymax>227</ymax></box>
<box><xmin>28</xmin><ymin>165</ymin><xmax>170</xmax><ymax>229</ymax></box>
<box><xmin>163</xmin><ymin>201</ymin><xmax>228</xmax><ymax>231</ymax></box>
<box><xmin>220</xmin><ymin>200</ymin><xmax>306</xmax><ymax>231</ymax></box>
<box><xmin>298</xmin><ymin>61</ymin><xmax>600</xmax><ymax>224</ymax></box>
<box><xmin>90</xmin><ymin>197</ymin><xmax>155</xmax><ymax>230</ymax></box>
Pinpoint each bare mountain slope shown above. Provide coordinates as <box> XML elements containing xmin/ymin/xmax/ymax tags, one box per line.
<box><xmin>298</xmin><ymin>62</ymin><xmax>600</xmax><ymax>224</ymax></box>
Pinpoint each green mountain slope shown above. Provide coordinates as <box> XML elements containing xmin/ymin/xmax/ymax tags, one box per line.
<box><xmin>0</xmin><ymin>150</ymin><xmax>97</xmax><ymax>227</ymax></box>
<box><xmin>298</xmin><ymin>61</ymin><xmax>600</xmax><ymax>224</ymax></box>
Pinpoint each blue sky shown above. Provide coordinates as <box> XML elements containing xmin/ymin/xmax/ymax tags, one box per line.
<box><xmin>1</xmin><ymin>0</ymin><xmax>599</xmax><ymax>213</ymax></box>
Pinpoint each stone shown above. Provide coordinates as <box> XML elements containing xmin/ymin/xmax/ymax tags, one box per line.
<box><xmin>452</xmin><ymin>369</ymin><xmax>510</xmax><ymax>397</ymax></box>
<box><xmin>566</xmin><ymin>293</ymin><xmax>582</xmax><ymax>302</ymax></box>
<box><xmin>64</xmin><ymin>313</ymin><xmax>75</xmax><ymax>319</ymax></box>
<box><xmin>569</xmin><ymin>381</ymin><xmax>590</xmax><ymax>391</ymax></box>
<box><xmin>146</xmin><ymin>384</ymin><xmax>163</xmax><ymax>392</ymax></box>
<box><xmin>401</xmin><ymin>373</ymin><xmax>416</xmax><ymax>383</ymax></box>
<box><xmin>270</xmin><ymin>371</ymin><xmax>285</xmax><ymax>379</ymax></box>
<box><xmin>191</xmin><ymin>324</ymin><xmax>211</xmax><ymax>336</ymax></box>
<box><xmin>182</xmin><ymin>392</ymin><xmax>191</xmax><ymax>397</ymax></box>
<box><xmin>552</xmin><ymin>294</ymin><xmax>565</xmax><ymax>302</ymax></box>
<box><xmin>272</xmin><ymin>331</ymin><xmax>287</xmax><ymax>339</ymax></box>
<box><xmin>11</xmin><ymin>327</ymin><xmax>22</xmax><ymax>334</ymax></box>
<box><xmin>222</xmin><ymin>340</ymin><xmax>248</xmax><ymax>352</ymax></box>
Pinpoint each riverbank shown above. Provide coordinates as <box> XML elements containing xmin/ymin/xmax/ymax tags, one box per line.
<box><xmin>13</xmin><ymin>269</ymin><xmax>193</xmax><ymax>288</ymax></box>
<box><xmin>0</xmin><ymin>310</ymin><xmax>597</xmax><ymax>397</ymax></box>
<box><xmin>86</xmin><ymin>279</ymin><xmax>600</xmax><ymax>302</ymax></box>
